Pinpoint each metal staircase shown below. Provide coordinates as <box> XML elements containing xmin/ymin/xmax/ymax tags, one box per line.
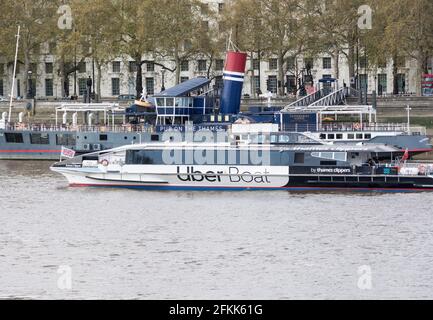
<box><xmin>282</xmin><ymin>89</ymin><xmax>327</xmax><ymax>111</ymax></box>
<box><xmin>309</xmin><ymin>87</ymin><xmax>347</xmax><ymax>107</ymax></box>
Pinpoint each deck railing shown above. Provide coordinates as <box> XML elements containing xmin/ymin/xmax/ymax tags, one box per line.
<box><xmin>1</xmin><ymin>123</ymin><xmax>156</xmax><ymax>133</ymax></box>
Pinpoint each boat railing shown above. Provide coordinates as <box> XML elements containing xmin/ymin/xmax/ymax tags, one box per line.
<box><xmin>1</xmin><ymin>123</ymin><xmax>156</xmax><ymax>133</ymax></box>
<box><xmin>319</xmin><ymin>123</ymin><xmax>426</xmax><ymax>135</ymax></box>
<box><xmin>366</xmin><ymin>162</ymin><xmax>433</xmax><ymax>176</ymax></box>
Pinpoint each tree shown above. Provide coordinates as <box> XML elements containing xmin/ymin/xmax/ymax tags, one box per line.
<box><xmin>151</xmin><ymin>0</ymin><xmax>210</xmax><ymax>85</ymax></box>
<box><xmin>0</xmin><ymin>0</ymin><xmax>59</xmax><ymax>98</ymax></box>
<box><xmin>309</xmin><ymin>0</ymin><xmax>369</xmax><ymax>85</ymax></box>
<box><xmin>114</xmin><ymin>0</ymin><xmax>159</xmax><ymax>98</ymax></box>
<box><xmin>221</xmin><ymin>0</ymin><xmax>268</xmax><ymax>96</ymax></box>
<box><xmin>70</xmin><ymin>0</ymin><xmax>119</xmax><ymax>99</ymax></box>
<box><xmin>376</xmin><ymin>0</ymin><xmax>433</xmax><ymax>95</ymax></box>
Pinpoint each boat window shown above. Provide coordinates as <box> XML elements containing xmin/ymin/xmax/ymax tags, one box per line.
<box><xmin>356</xmin><ymin>134</ymin><xmax>363</xmax><ymax>139</ymax></box>
<box><xmin>364</xmin><ymin>133</ymin><xmax>372</xmax><ymax>139</ymax></box>
<box><xmin>156</xmin><ymin>98</ymin><xmax>165</xmax><ymax>106</ymax></box>
<box><xmin>327</xmin><ymin>134</ymin><xmax>335</xmax><ymax>140</ymax></box>
<box><xmin>151</xmin><ymin>134</ymin><xmax>159</xmax><ymax>141</ymax></box>
<box><xmin>336</xmin><ymin>134</ymin><xmax>343</xmax><ymax>140</ymax></box>
<box><xmin>99</xmin><ymin>134</ymin><xmax>108</xmax><ymax>141</ymax></box>
<box><xmin>319</xmin><ymin>134</ymin><xmax>326</xmax><ymax>139</ymax></box>
<box><xmin>5</xmin><ymin>133</ymin><xmax>24</xmax><ymax>143</ymax></box>
<box><xmin>320</xmin><ymin>161</ymin><xmax>337</xmax><ymax>166</ymax></box>
<box><xmin>270</xmin><ymin>135</ymin><xmax>278</xmax><ymax>143</ymax></box>
<box><xmin>56</xmin><ymin>134</ymin><xmax>76</xmax><ymax>146</ymax></box>
<box><xmin>166</xmin><ymin>98</ymin><xmax>174</xmax><ymax>107</ymax></box>
<box><xmin>348</xmin><ymin>134</ymin><xmax>355</xmax><ymax>139</ymax></box>
<box><xmin>294</xmin><ymin>153</ymin><xmax>305</xmax><ymax>164</ymax></box>
<box><xmin>30</xmin><ymin>133</ymin><xmax>50</xmax><ymax>145</ymax></box>
<box><xmin>279</xmin><ymin>135</ymin><xmax>290</xmax><ymax>143</ymax></box>
<box><xmin>311</xmin><ymin>152</ymin><xmax>347</xmax><ymax>162</ymax></box>
<box><xmin>126</xmin><ymin>150</ymin><xmax>162</xmax><ymax>165</ymax></box>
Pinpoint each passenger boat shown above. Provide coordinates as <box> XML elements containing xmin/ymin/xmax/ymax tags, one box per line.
<box><xmin>51</xmin><ymin>133</ymin><xmax>433</xmax><ymax>192</ymax></box>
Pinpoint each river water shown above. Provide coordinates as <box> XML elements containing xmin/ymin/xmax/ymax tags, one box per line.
<box><xmin>1</xmin><ymin>160</ymin><xmax>433</xmax><ymax>300</ymax></box>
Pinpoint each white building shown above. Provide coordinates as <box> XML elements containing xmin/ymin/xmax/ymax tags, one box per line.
<box><xmin>0</xmin><ymin>0</ymin><xmax>432</xmax><ymax>100</ymax></box>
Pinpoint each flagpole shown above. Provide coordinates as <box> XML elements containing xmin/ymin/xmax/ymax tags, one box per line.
<box><xmin>8</xmin><ymin>25</ymin><xmax>21</xmax><ymax>123</ymax></box>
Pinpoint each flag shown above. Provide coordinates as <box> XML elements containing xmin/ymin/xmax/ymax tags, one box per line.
<box><xmin>401</xmin><ymin>148</ymin><xmax>409</xmax><ymax>162</ymax></box>
<box><xmin>61</xmin><ymin>146</ymin><xmax>76</xmax><ymax>159</ymax></box>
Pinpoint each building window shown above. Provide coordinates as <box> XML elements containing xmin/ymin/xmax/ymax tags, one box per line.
<box><xmin>200</xmin><ymin>3</ymin><xmax>208</xmax><ymax>14</ymax></box>
<box><xmin>30</xmin><ymin>133</ymin><xmax>50</xmax><ymax>145</ymax></box>
<box><xmin>215</xmin><ymin>59</ymin><xmax>224</xmax><ymax>71</ymax></box>
<box><xmin>359</xmin><ymin>74</ymin><xmax>368</xmax><ymax>91</ymax></box>
<box><xmin>180</xmin><ymin>60</ymin><xmax>189</xmax><ymax>72</ymax></box>
<box><xmin>5</xmin><ymin>133</ymin><xmax>24</xmax><ymax>143</ymax></box>
<box><xmin>145</xmin><ymin>77</ymin><xmax>154</xmax><ymax>95</ymax></box>
<box><xmin>268</xmin><ymin>75</ymin><xmax>277</xmax><ymax>93</ymax></box>
<box><xmin>304</xmin><ymin>58</ymin><xmax>314</xmax><ymax>69</ymax></box>
<box><xmin>269</xmin><ymin>58</ymin><xmax>278</xmax><ymax>70</ymax></box>
<box><xmin>215</xmin><ymin>76</ymin><xmax>223</xmax><ymax>89</ymax></box>
<box><xmin>0</xmin><ymin>79</ymin><xmax>3</xmax><ymax>96</ymax></box>
<box><xmin>0</xmin><ymin>63</ymin><xmax>4</xmax><ymax>76</ymax></box>
<box><xmin>30</xmin><ymin>63</ymin><xmax>37</xmax><ymax>74</ymax></box>
<box><xmin>323</xmin><ymin>57</ymin><xmax>332</xmax><ymax>69</ymax></box>
<box><xmin>78</xmin><ymin>61</ymin><xmax>86</xmax><ymax>73</ymax></box>
<box><xmin>45</xmin><ymin>62</ymin><xmax>53</xmax><ymax>74</ymax></box>
<box><xmin>45</xmin><ymin>79</ymin><xmax>54</xmax><ymax>96</ymax></box>
<box><xmin>287</xmin><ymin>57</ymin><xmax>296</xmax><ymax>69</ymax></box>
<box><xmin>198</xmin><ymin>60</ymin><xmax>207</xmax><ymax>72</ymax></box>
<box><xmin>378</xmin><ymin>58</ymin><xmax>387</xmax><ymax>68</ymax></box>
<box><xmin>253</xmin><ymin>76</ymin><xmax>260</xmax><ymax>93</ymax></box>
<box><xmin>252</xmin><ymin>59</ymin><xmax>260</xmax><ymax>70</ymax></box>
<box><xmin>112</xmin><ymin>61</ymin><xmax>121</xmax><ymax>73</ymax></box>
<box><xmin>218</xmin><ymin>3</ymin><xmax>225</xmax><ymax>13</ymax></box>
<box><xmin>396</xmin><ymin>74</ymin><xmax>406</xmax><ymax>93</ymax></box>
<box><xmin>49</xmin><ymin>42</ymin><xmax>57</xmax><ymax>54</ymax></box>
<box><xmin>286</xmin><ymin>75</ymin><xmax>296</xmax><ymax>94</ymax></box>
<box><xmin>396</xmin><ymin>56</ymin><xmax>406</xmax><ymax>68</ymax></box>
<box><xmin>360</xmin><ymin>57</ymin><xmax>368</xmax><ymax>69</ymax></box>
<box><xmin>377</xmin><ymin>74</ymin><xmax>387</xmax><ymax>94</ymax></box>
<box><xmin>180</xmin><ymin>77</ymin><xmax>189</xmax><ymax>83</ymax></box>
<box><xmin>201</xmin><ymin>21</ymin><xmax>209</xmax><ymax>32</ymax></box>
<box><xmin>78</xmin><ymin>78</ymin><xmax>87</xmax><ymax>96</ymax></box>
<box><xmin>15</xmin><ymin>63</ymin><xmax>20</xmax><ymax>74</ymax></box>
<box><xmin>112</xmin><ymin>78</ymin><xmax>120</xmax><ymax>96</ymax></box>
<box><xmin>147</xmin><ymin>61</ymin><xmax>155</xmax><ymax>72</ymax></box>
<box><xmin>129</xmin><ymin>61</ymin><xmax>138</xmax><ymax>73</ymax></box>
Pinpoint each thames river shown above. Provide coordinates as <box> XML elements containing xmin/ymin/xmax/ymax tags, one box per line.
<box><xmin>1</xmin><ymin>160</ymin><xmax>433</xmax><ymax>299</ymax></box>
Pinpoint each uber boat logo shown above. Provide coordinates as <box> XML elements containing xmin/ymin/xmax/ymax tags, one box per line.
<box><xmin>177</xmin><ymin>166</ymin><xmax>271</xmax><ymax>184</ymax></box>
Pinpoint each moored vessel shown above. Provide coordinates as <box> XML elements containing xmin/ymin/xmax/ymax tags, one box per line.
<box><xmin>51</xmin><ymin>134</ymin><xmax>433</xmax><ymax>192</ymax></box>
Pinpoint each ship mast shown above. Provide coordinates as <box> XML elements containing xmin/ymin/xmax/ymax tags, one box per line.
<box><xmin>8</xmin><ymin>25</ymin><xmax>21</xmax><ymax>123</ymax></box>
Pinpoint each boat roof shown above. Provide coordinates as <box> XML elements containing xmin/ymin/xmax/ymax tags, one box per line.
<box><xmin>155</xmin><ymin>77</ymin><xmax>211</xmax><ymax>97</ymax></box>
<box><xmin>106</xmin><ymin>142</ymin><xmax>402</xmax><ymax>153</ymax></box>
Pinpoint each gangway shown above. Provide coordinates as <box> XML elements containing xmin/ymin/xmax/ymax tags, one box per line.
<box><xmin>310</xmin><ymin>87</ymin><xmax>362</xmax><ymax>107</ymax></box>
<box><xmin>282</xmin><ymin>88</ymin><xmax>328</xmax><ymax>111</ymax></box>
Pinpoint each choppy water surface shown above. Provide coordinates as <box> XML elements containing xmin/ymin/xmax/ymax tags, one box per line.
<box><xmin>1</xmin><ymin>160</ymin><xmax>433</xmax><ymax>299</ymax></box>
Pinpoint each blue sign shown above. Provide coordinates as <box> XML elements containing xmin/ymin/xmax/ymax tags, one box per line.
<box><xmin>156</xmin><ymin>124</ymin><xmax>229</xmax><ymax>133</ymax></box>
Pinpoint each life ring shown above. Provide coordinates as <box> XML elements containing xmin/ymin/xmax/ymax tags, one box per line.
<box><xmin>100</xmin><ymin>159</ymin><xmax>109</xmax><ymax>167</ymax></box>
<box><xmin>353</xmin><ymin>123</ymin><xmax>361</xmax><ymax>130</ymax></box>
<box><xmin>418</xmin><ymin>165</ymin><xmax>426</xmax><ymax>175</ymax></box>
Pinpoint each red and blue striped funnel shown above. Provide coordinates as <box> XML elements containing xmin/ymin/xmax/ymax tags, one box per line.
<box><xmin>220</xmin><ymin>51</ymin><xmax>247</xmax><ymax>115</ymax></box>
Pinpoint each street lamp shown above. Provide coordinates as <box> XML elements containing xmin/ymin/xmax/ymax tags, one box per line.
<box><xmin>27</xmin><ymin>70</ymin><xmax>33</xmax><ymax>99</ymax></box>
<box><xmin>406</xmin><ymin>105</ymin><xmax>412</xmax><ymax>134</ymax></box>
<box><xmin>161</xmin><ymin>69</ymin><xmax>166</xmax><ymax>92</ymax></box>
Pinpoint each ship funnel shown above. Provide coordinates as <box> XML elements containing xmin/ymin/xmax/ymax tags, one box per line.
<box><xmin>220</xmin><ymin>51</ymin><xmax>247</xmax><ymax>115</ymax></box>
